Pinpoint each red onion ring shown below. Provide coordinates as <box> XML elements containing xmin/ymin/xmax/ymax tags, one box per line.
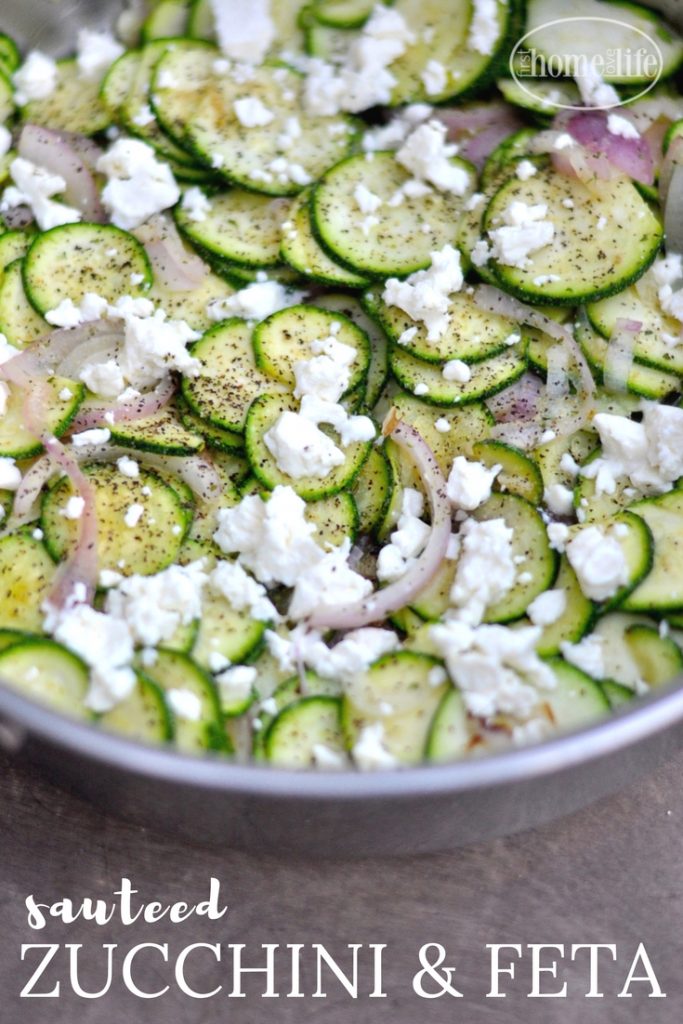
<box><xmin>604</xmin><ymin>318</ymin><xmax>641</xmax><ymax>393</ymax></box>
<box><xmin>2</xmin><ymin>454</ymin><xmax>56</xmax><ymax>531</ymax></box>
<box><xmin>70</xmin><ymin>443</ymin><xmax>222</xmax><ymax>503</ymax></box>
<box><xmin>307</xmin><ymin>417</ymin><xmax>452</xmax><ymax>630</ymax></box>
<box><xmin>560</xmin><ymin>110</ymin><xmax>654</xmax><ymax>186</ymax></box>
<box><xmin>69</xmin><ymin>376</ymin><xmax>176</xmax><ymax>431</ymax></box>
<box><xmin>18</xmin><ymin>124</ymin><xmax>106</xmax><ymax>222</ymax></box>
<box><xmin>434</xmin><ymin>102</ymin><xmax>524</xmax><ymax>170</ymax></box>
<box><xmin>133</xmin><ymin>214</ymin><xmax>209</xmax><ymax>292</ymax></box>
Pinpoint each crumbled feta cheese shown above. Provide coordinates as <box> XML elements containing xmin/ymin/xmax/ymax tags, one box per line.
<box><xmin>105</xmin><ymin>560</ymin><xmax>207</xmax><ymax>647</ymax></box>
<box><xmin>582</xmin><ymin>407</ymin><xmax>683</xmax><ymax>496</ymax></box>
<box><xmin>547</xmin><ymin>521</ymin><xmax>570</xmax><ymax>552</ymax></box>
<box><xmin>377</xmin><ymin>488</ymin><xmax>430</xmax><ymax>583</ymax></box>
<box><xmin>559</xmin><ymin>452</ymin><xmax>580</xmax><ymax>477</ymax></box>
<box><xmin>0</xmin><ymin>126</ymin><xmax>11</xmax><ymax>159</ymax></box>
<box><xmin>527</xmin><ymin>588</ymin><xmax>567</xmax><ymax>627</ymax></box>
<box><xmin>576</xmin><ymin>63</ymin><xmax>620</xmax><ymax>109</ymax></box>
<box><xmin>304</xmin><ymin>6</ymin><xmax>415</xmax><ymax>115</ymax></box>
<box><xmin>97</xmin><ymin>138</ymin><xmax>180</xmax><ymax>230</ymax></box>
<box><xmin>353</xmin><ymin>182</ymin><xmax>383</xmax><ymax>215</ymax></box>
<box><xmin>449</xmin><ymin>517</ymin><xmax>516</xmax><ymax>625</ymax></box>
<box><xmin>118</xmin><ymin>308</ymin><xmax>200</xmax><ymax>388</ymax></box>
<box><xmin>210</xmin><ymin>0</ymin><xmax>275</xmax><ymax>63</ymax></box>
<box><xmin>352</xmin><ymin>723</ymin><xmax>398</xmax><ymax>771</ymax></box>
<box><xmin>215</xmin><ymin>665</ymin><xmax>257</xmax><ymax>707</ymax></box>
<box><xmin>651</xmin><ymin>253</ymin><xmax>683</xmax><ymax>324</ymax></box>
<box><xmin>560</xmin><ymin>634</ymin><xmax>604</xmax><ymax>679</ymax></box>
<box><xmin>312</xmin><ymin>743</ymin><xmax>347</xmax><ymax>770</ymax></box>
<box><xmin>207</xmin><ymin>278</ymin><xmax>302</xmax><ymax>323</ymax></box>
<box><xmin>566</xmin><ymin>525</ymin><xmax>629</xmax><ymax>601</ymax></box>
<box><xmin>298</xmin><ymin>394</ymin><xmax>375</xmax><ymax>447</ymax></box>
<box><xmin>0</xmin><ymin>457</ymin><xmax>22</xmax><ymax>490</ymax></box>
<box><xmin>181</xmin><ymin>187</ymin><xmax>212</xmax><ymax>223</ymax></box>
<box><xmin>435</xmin><ymin>417</ymin><xmax>451</xmax><ymax>433</ymax></box>
<box><xmin>0</xmin><ymin>157</ymin><xmax>81</xmax><ymax>231</ymax></box>
<box><xmin>45</xmin><ymin>293</ymin><xmax>109</xmax><ymax>329</ymax></box>
<box><xmin>468</xmin><ymin>0</ymin><xmax>500</xmax><ymax>57</ymax></box>
<box><xmin>48</xmin><ymin>601</ymin><xmax>136</xmax><ymax>712</ymax></box>
<box><xmin>234</xmin><ymin>96</ymin><xmax>274</xmax><ymax>127</ymax></box>
<box><xmin>421</xmin><ymin>59</ymin><xmax>447</xmax><ymax>96</ymax></box>
<box><xmin>264</xmin><ymin>410</ymin><xmax>345</xmax><ymax>479</ymax></box>
<box><xmin>294</xmin><ymin>334</ymin><xmax>358</xmax><ymax>404</ymax></box>
<box><xmin>210</xmin><ymin>559</ymin><xmax>277</xmax><ymax>622</ymax></box>
<box><xmin>131</xmin><ymin>104</ymin><xmax>155</xmax><ymax>127</ymax></box>
<box><xmin>12</xmin><ymin>51</ymin><xmax>57</xmax><ymax>106</ymax></box>
<box><xmin>543</xmin><ymin>483</ymin><xmax>574</xmax><ymax>517</ymax></box>
<box><xmin>266</xmin><ymin>623</ymin><xmax>399</xmax><ymax>682</ymax></box>
<box><xmin>167</xmin><ymin>688</ymin><xmax>203</xmax><ymax>722</ymax></box>
<box><xmin>470</xmin><ymin>239</ymin><xmax>492</xmax><ymax>267</ymax></box>
<box><xmin>442</xmin><ymin>359</ymin><xmax>471</xmax><ymax>383</ymax></box>
<box><xmin>58</xmin><ymin>388</ymin><xmax>73</xmax><ymax>401</ymax></box>
<box><xmin>71</xmin><ymin>427</ymin><xmax>111</xmax><ymax>447</ymax></box>
<box><xmin>554</xmin><ymin>133</ymin><xmax>575</xmax><ymax>150</ymax></box>
<box><xmin>362</xmin><ymin>104</ymin><xmax>431</xmax><ymax>152</ymax></box>
<box><xmin>447</xmin><ymin>456</ymin><xmax>499</xmax><ymax>511</ymax></box>
<box><xmin>80</xmin><ymin>360</ymin><xmax>126</xmax><ymax>398</ymax></box>
<box><xmin>515</xmin><ymin>159</ymin><xmax>538</xmax><ymax>181</ymax></box>
<box><xmin>382</xmin><ymin>245</ymin><xmax>464</xmax><ymax>341</ymax></box>
<box><xmin>430</xmin><ymin>619</ymin><xmax>556</xmax><ymax>719</ymax></box>
<box><xmin>59</xmin><ymin>495</ymin><xmax>85</xmax><ymax>520</ymax></box>
<box><xmin>487</xmin><ymin>200</ymin><xmax>555</xmax><ymax>269</ymax></box>
<box><xmin>124</xmin><ymin>503</ymin><xmax>144</xmax><ymax>528</ymax></box>
<box><xmin>288</xmin><ymin>538</ymin><xmax>372</xmax><ymax>620</ymax></box>
<box><xmin>396</xmin><ymin>120</ymin><xmax>470</xmax><ymax>195</ymax></box>
<box><xmin>117</xmin><ymin>456</ymin><xmax>139</xmax><ymax>479</ymax></box>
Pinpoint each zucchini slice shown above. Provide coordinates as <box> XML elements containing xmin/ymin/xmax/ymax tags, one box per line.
<box><xmin>625</xmin><ymin>623</ymin><xmax>683</xmax><ymax>687</ymax></box>
<box><xmin>181</xmin><ymin>318</ymin><xmax>285</xmax><ymax>433</ymax></box>
<box><xmin>425</xmin><ymin>688</ymin><xmax>470</xmax><ymax>764</ymax></box>
<box><xmin>280</xmin><ymin>189</ymin><xmax>370</xmax><ymax>288</ymax></box>
<box><xmin>312</xmin><ymin>151</ymin><xmax>474</xmax><ymax>277</ymax></box>
<box><xmin>176</xmin><ymin>188</ymin><xmax>291</xmax><ymax>269</ymax></box>
<box><xmin>390</xmin><ymin>342</ymin><xmax>528</xmax><ymax>407</ymax></box>
<box><xmin>484</xmin><ymin>167</ymin><xmax>663</xmax><ymax>304</ymax></box>
<box><xmin>140</xmin><ymin>647</ymin><xmax>228</xmax><ymax>752</ymax></box>
<box><xmin>0</xmin><ymin>258</ymin><xmax>50</xmax><ymax>347</ymax></box>
<box><xmin>586</xmin><ymin>281</ymin><xmax>683</xmax><ymax>376</ymax></box>
<box><xmin>575</xmin><ymin>315</ymin><xmax>680</xmax><ymax>401</ymax></box>
<box><xmin>314</xmin><ymin>292</ymin><xmax>389</xmax><ymax>409</ymax></box>
<box><xmin>99</xmin><ymin>672</ymin><xmax>174</xmax><ymax>743</ymax></box>
<box><xmin>543</xmin><ymin>658</ymin><xmax>610</xmax><ymax>732</ymax></box>
<box><xmin>191</xmin><ymin>588</ymin><xmax>266</xmax><ymax>670</ymax></box>
<box><xmin>245</xmin><ymin>392</ymin><xmax>372</xmax><ymax>500</ymax></box>
<box><xmin>23</xmin><ymin>223</ymin><xmax>152</xmax><ymax>315</ymax></box>
<box><xmin>0</xmin><ymin>533</ymin><xmax>59</xmax><ymax>633</ymax></box>
<box><xmin>531</xmin><ymin>556</ymin><xmax>596</xmax><ymax>658</ymax></box>
<box><xmin>108</xmin><ymin>406</ymin><xmax>205</xmax><ymax>456</ymax></box>
<box><xmin>622</xmin><ymin>490</ymin><xmax>683</xmax><ymax>612</ymax></box>
<box><xmin>42</xmin><ymin>464</ymin><xmax>188</xmax><ymax>578</ymax></box>
<box><xmin>253</xmin><ymin>304</ymin><xmax>370</xmax><ymax>393</ymax></box>
<box><xmin>342</xmin><ymin>650</ymin><xmax>449</xmax><ymax>765</ymax></box>
<box><xmin>0</xmin><ymin>377</ymin><xmax>84</xmax><ymax>459</ymax></box>
<box><xmin>471</xmin><ymin>439</ymin><xmax>543</xmax><ymax>505</ymax></box>
<box><xmin>352</xmin><ymin>445</ymin><xmax>392</xmax><ymax>535</ymax></box>
<box><xmin>21</xmin><ymin>58</ymin><xmax>110</xmax><ymax>135</ymax></box>
<box><xmin>142</xmin><ymin>1</ymin><xmax>190</xmax><ymax>41</ymax></box>
<box><xmin>0</xmin><ymin>231</ymin><xmax>30</xmax><ymax>271</ymax></box>
<box><xmin>265</xmin><ymin>695</ymin><xmax>345</xmax><ymax>768</ymax></box>
<box><xmin>0</xmin><ymin>638</ymin><xmax>90</xmax><ymax>718</ymax></box>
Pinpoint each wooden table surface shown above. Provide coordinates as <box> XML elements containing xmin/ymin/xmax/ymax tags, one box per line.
<box><xmin>1</xmin><ymin>747</ymin><xmax>682</xmax><ymax>1024</ymax></box>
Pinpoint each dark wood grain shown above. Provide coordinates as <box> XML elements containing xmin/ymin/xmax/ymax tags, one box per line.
<box><xmin>1</xmin><ymin>749</ymin><xmax>682</xmax><ymax>1023</ymax></box>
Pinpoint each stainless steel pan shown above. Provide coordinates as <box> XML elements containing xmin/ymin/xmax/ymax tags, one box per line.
<box><xmin>1</xmin><ymin>0</ymin><xmax>682</xmax><ymax>858</ymax></box>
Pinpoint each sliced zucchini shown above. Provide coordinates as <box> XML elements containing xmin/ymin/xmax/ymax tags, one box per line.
<box><xmin>142</xmin><ymin>0</ymin><xmax>190</xmax><ymax>41</ymax></box>
<box><xmin>601</xmin><ymin>678</ymin><xmax>635</xmax><ymax>709</ymax></box>
<box><xmin>497</xmin><ymin>76</ymin><xmax>581</xmax><ymax>116</ymax></box>
<box><xmin>425</xmin><ymin>688</ymin><xmax>470</xmax><ymax>764</ymax></box>
<box><xmin>245</xmin><ymin>392</ymin><xmax>372</xmax><ymax>500</ymax></box>
<box><xmin>573</xmin><ymin>448</ymin><xmax>632</xmax><ymax>524</ymax></box>
<box><xmin>622</xmin><ymin>490</ymin><xmax>683</xmax><ymax>612</ymax></box>
<box><xmin>386</xmin><ymin>392</ymin><xmax>493</xmax><ymax>478</ymax></box>
<box><xmin>253</xmin><ymin>304</ymin><xmax>370</xmax><ymax>393</ymax></box>
<box><xmin>0</xmin><ymin>258</ymin><xmax>49</xmax><ymax>347</ymax></box>
<box><xmin>181</xmin><ymin>318</ymin><xmax>285</xmax><ymax>433</ymax></box>
<box><xmin>191</xmin><ymin>588</ymin><xmax>266</xmax><ymax>670</ymax></box>
<box><xmin>390</xmin><ymin>342</ymin><xmax>528</xmax><ymax>407</ymax></box>
<box><xmin>178</xmin><ymin>399</ymin><xmax>245</xmax><ymax>452</ymax></box>
<box><xmin>471</xmin><ymin>439</ymin><xmax>543</xmax><ymax>504</ymax></box>
<box><xmin>0</xmin><ymin>637</ymin><xmax>89</xmax><ymax>718</ymax></box>
<box><xmin>482</xmin><ymin>127</ymin><xmax>540</xmax><ymax>189</ymax></box>
<box><xmin>42</xmin><ymin>464</ymin><xmax>188</xmax><ymax>578</ymax></box>
<box><xmin>543</xmin><ymin>657</ymin><xmax>610</xmax><ymax>732</ymax></box>
<box><xmin>484</xmin><ymin>167</ymin><xmax>663</xmax><ymax>304</ymax></box>
<box><xmin>22</xmin><ymin>58</ymin><xmax>110</xmax><ymax>135</ymax></box>
<box><xmin>474</xmin><ymin>492</ymin><xmax>558</xmax><ymax>623</ymax></box>
<box><xmin>140</xmin><ymin>647</ymin><xmax>228</xmax><ymax>752</ymax></box>
<box><xmin>147</xmin><ymin>268</ymin><xmax>235</xmax><ymax>333</ymax></box>
<box><xmin>280</xmin><ymin>188</ymin><xmax>370</xmax><ymax>287</ymax></box>
<box><xmin>366</xmin><ymin>287</ymin><xmax>520</xmax><ymax>364</ymax></box>
<box><xmin>265</xmin><ymin>695</ymin><xmax>345</xmax><ymax>768</ymax></box>
<box><xmin>0</xmin><ymin>33</ymin><xmax>20</xmax><ymax>77</ymax></box>
<box><xmin>306</xmin><ymin>491</ymin><xmax>359</xmax><ymax>547</ymax></box>
<box><xmin>342</xmin><ymin>650</ymin><xmax>449</xmax><ymax>765</ymax></box>
<box><xmin>176</xmin><ymin>188</ymin><xmax>291</xmax><ymax>268</ymax></box>
<box><xmin>575</xmin><ymin>313</ymin><xmax>680</xmax><ymax>401</ymax></box>
<box><xmin>312</xmin><ymin>151</ymin><xmax>474</xmax><ymax>277</ymax></box>
<box><xmin>586</xmin><ymin>281</ymin><xmax>683</xmax><ymax>376</ymax></box>
<box><xmin>101</xmin><ymin>49</ymin><xmax>140</xmax><ymax>117</ymax></box>
<box><xmin>109</xmin><ymin>406</ymin><xmax>205</xmax><ymax>456</ymax></box>
<box><xmin>152</xmin><ymin>47</ymin><xmax>354</xmax><ymax>195</ymax></box>
<box><xmin>0</xmin><ymin>377</ymin><xmax>84</xmax><ymax>459</ymax></box>
<box><xmin>532</xmin><ymin>556</ymin><xmax>596</xmax><ymax>657</ymax></box>
<box><xmin>0</xmin><ymin>533</ymin><xmax>58</xmax><ymax>632</ymax></box>
<box><xmin>0</xmin><ymin>231</ymin><xmax>30</xmax><ymax>270</ymax></box>
<box><xmin>99</xmin><ymin>672</ymin><xmax>173</xmax><ymax>743</ymax></box>
<box><xmin>352</xmin><ymin>445</ymin><xmax>392</xmax><ymax>534</ymax></box>
<box><xmin>624</xmin><ymin>623</ymin><xmax>683</xmax><ymax>687</ymax></box>
<box><xmin>23</xmin><ymin>223</ymin><xmax>152</xmax><ymax>315</ymax></box>
<box><xmin>312</xmin><ymin>0</ymin><xmax>374</xmax><ymax>29</ymax></box>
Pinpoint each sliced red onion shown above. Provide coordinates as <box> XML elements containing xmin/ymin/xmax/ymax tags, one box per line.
<box><xmin>69</xmin><ymin>376</ymin><xmax>176</xmax><ymax>431</ymax></box>
<box><xmin>307</xmin><ymin>418</ymin><xmax>452</xmax><ymax>630</ymax></box>
<box><xmin>486</xmin><ymin>371</ymin><xmax>544</xmax><ymax>423</ymax></box>
<box><xmin>473</xmin><ymin>285</ymin><xmax>596</xmax><ymax>400</ymax></box>
<box><xmin>18</xmin><ymin>124</ymin><xmax>106</xmax><ymax>222</ymax></box>
<box><xmin>42</xmin><ymin>435</ymin><xmax>98</xmax><ymax>608</ymax></box>
<box><xmin>561</xmin><ymin>110</ymin><xmax>654</xmax><ymax>185</ymax></box>
<box><xmin>133</xmin><ymin>214</ymin><xmax>209</xmax><ymax>292</ymax></box>
<box><xmin>434</xmin><ymin>102</ymin><xmax>524</xmax><ymax>170</ymax></box>
<box><xmin>71</xmin><ymin>443</ymin><xmax>222</xmax><ymax>503</ymax></box>
<box><xmin>642</xmin><ymin>117</ymin><xmax>669</xmax><ymax>178</ymax></box>
<box><xmin>490</xmin><ymin>421</ymin><xmax>543</xmax><ymax>450</ymax></box>
<box><xmin>604</xmin><ymin>318</ymin><xmax>640</xmax><ymax>393</ymax></box>
<box><xmin>3</xmin><ymin>454</ymin><xmax>56</xmax><ymax>531</ymax></box>
<box><xmin>545</xmin><ymin>343</ymin><xmax>569</xmax><ymax>400</ymax></box>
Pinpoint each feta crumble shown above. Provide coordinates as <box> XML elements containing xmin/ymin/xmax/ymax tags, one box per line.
<box><xmin>421</xmin><ymin>60</ymin><xmax>447</xmax><ymax>96</ymax></box>
<box><xmin>352</xmin><ymin>723</ymin><xmax>398</xmax><ymax>771</ymax></box>
<box><xmin>468</xmin><ymin>0</ymin><xmax>501</xmax><ymax>57</ymax></box>
<box><xmin>105</xmin><ymin>560</ymin><xmax>207</xmax><ymax>648</ymax></box>
<box><xmin>396</xmin><ymin>120</ymin><xmax>470</xmax><ymax>195</ymax></box>
<box><xmin>606</xmin><ymin>112</ymin><xmax>639</xmax><ymax>140</ymax></box>
<box><xmin>0</xmin><ymin>157</ymin><xmax>82</xmax><ymax>231</ymax></box>
<box><xmin>487</xmin><ymin>200</ymin><xmax>555</xmax><ymax>269</ymax></box>
<box><xmin>566</xmin><ymin>525</ymin><xmax>629</xmax><ymax>602</ymax></box>
<box><xmin>377</xmin><ymin>488</ymin><xmax>430</xmax><ymax>583</ymax></box>
<box><xmin>207</xmin><ymin>277</ymin><xmax>302</xmax><ymax>323</ymax></box>
<box><xmin>447</xmin><ymin>456</ymin><xmax>500</xmax><ymax>511</ymax></box>
<box><xmin>382</xmin><ymin>245</ymin><xmax>464</xmax><ymax>341</ymax></box>
<box><xmin>234</xmin><ymin>97</ymin><xmax>274</xmax><ymax>127</ymax></box>
<box><xmin>442</xmin><ymin>359</ymin><xmax>471</xmax><ymax>383</ymax></box>
<box><xmin>12</xmin><ymin>51</ymin><xmax>57</xmax><ymax>106</ymax></box>
<box><xmin>449</xmin><ymin>517</ymin><xmax>516</xmax><ymax>625</ymax></box>
<box><xmin>210</xmin><ymin>0</ymin><xmax>275</xmax><ymax>64</ymax></box>
<box><xmin>527</xmin><ymin>588</ymin><xmax>567</xmax><ymax>627</ymax></box>
<box><xmin>581</xmin><ymin>407</ymin><xmax>683</xmax><ymax>496</ymax></box>
<box><xmin>560</xmin><ymin>634</ymin><xmax>605</xmax><ymax>679</ymax></box>
<box><xmin>0</xmin><ymin>457</ymin><xmax>22</xmax><ymax>491</ymax></box>
<box><xmin>97</xmin><ymin>138</ymin><xmax>180</xmax><ymax>230</ymax></box>
<box><xmin>167</xmin><ymin>689</ymin><xmax>203</xmax><ymax>722</ymax></box>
